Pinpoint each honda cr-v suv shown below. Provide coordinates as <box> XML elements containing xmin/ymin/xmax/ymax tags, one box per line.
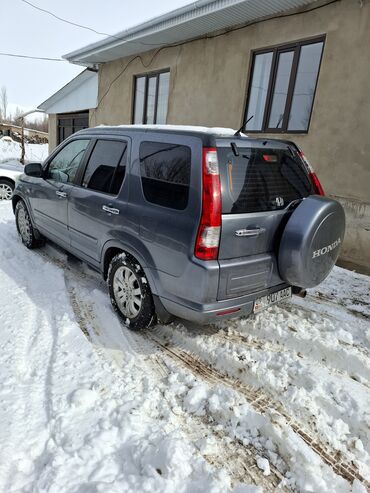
<box><xmin>12</xmin><ymin>125</ymin><xmax>345</xmax><ymax>330</ymax></box>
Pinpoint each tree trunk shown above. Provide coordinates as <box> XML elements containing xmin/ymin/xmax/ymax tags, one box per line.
<box><xmin>20</xmin><ymin>119</ymin><xmax>25</xmax><ymax>165</ymax></box>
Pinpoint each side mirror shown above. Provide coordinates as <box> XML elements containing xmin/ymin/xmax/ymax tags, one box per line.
<box><xmin>24</xmin><ymin>162</ymin><xmax>43</xmax><ymax>178</ymax></box>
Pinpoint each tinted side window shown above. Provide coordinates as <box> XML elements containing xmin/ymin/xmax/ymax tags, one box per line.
<box><xmin>139</xmin><ymin>142</ymin><xmax>191</xmax><ymax>210</ymax></box>
<box><xmin>48</xmin><ymin>139</ymin><xmax>89</xmax><ymax>184</ymax></box>
<box><xmin>82</xmin><ymin>140</ymin><xmax>127</xmax><ymax>195</ymax></box>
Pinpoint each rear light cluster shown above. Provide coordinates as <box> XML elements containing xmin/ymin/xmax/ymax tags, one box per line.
<box><xmin>194</xmin><ymin>148</ymin><xmax>221</xmax><ymax>260</ymax></box>
<box><xmin>298</xmin><ymin>151</ymin><xmax>325</xmax><ymax>196</ymax></box>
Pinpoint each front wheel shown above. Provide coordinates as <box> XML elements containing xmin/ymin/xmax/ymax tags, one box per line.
<box><xmin>15</xmin><ymin>200</ymin><xmax>44</xmax><ymax>249</ymax></box>
<box><xmin>108</xmin><ymin>254</ymin><xmax>156</xmax><ymax>330</ymax></box>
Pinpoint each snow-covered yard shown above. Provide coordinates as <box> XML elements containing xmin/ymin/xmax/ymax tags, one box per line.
<box><xmin>0</xmin><ymin>136</ymin><xmax>48</xmax><ymax>164</ymax></box>
<box><xmin>0</xmin><ymin>200</ymin><xmax>369</xmax><ymax>493</ymax></box>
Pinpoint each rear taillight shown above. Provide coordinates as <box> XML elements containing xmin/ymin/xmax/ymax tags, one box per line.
<box><xmin>194</xmin><ymin>148</ymin><xmax>221</xmax><ymax>261</ymax></box>
<box><xmin>309</xmin><ymin>172</ymin><xmax>325</xmax><ymax>196</ymax></box>
<box><xmin>298</xmin><ymin>151</ymin><xmax>325</xmax><ymax>196</ymax></box>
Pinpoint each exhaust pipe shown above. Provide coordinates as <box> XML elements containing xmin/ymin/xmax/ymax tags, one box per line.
<box><xmin>292</xmin><ymin>286</ymin><xmax>307</xmax><ymax>298</ymax></box>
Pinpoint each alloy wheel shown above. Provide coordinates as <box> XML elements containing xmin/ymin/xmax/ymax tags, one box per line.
<box><xmin>17</xmin><ymin>206</ymin><xmax>31</xmax><ymax>243</ymax></box>
<box><xmin>113</xmin><ymin>266</ymin><xmax>143</xmax><ymax>318</ymax></box>
<box><xmin>0</xmin><ymin>183</ymin><xmax>13</xmax><ymax>200</ymax></box>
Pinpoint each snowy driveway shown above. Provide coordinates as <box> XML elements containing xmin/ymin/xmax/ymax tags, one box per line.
<box><xmin>0</xmin><ymin>200</ymin><xmax>369</xmax><ymax>493</ymax></box>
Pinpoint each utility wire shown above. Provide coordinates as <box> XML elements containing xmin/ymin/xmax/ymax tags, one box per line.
<box><xmin>0</xmin><ymin>52</ymin><xmax>65</xmax><ymax>62</ymax></box>
<box><xmin>19</xmin><ymin>0</ymin><xmax>123</xmax><ymax>40</ymax></box>
<box><xmin>19</xmin><ymin>0</ymin><xmax>155</xmax><ymax>47</ymax></box>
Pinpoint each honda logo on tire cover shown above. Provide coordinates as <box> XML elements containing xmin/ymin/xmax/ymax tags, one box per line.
<box><xmin>312</xmin><ymin>238</ymin><xmax>341</xmax><ymax>258</ymax></box>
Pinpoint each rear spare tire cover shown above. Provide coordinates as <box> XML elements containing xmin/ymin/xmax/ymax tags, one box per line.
<box><xmin>278</xmin><ymin>196</ymin><xmax>345</xmax><ymax>288</ymax></box>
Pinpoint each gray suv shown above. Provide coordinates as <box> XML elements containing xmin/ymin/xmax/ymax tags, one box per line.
<box><xmin>12</xmin><ymin>125</ymin><xmax>345</xmax><ymax>330</ymax></box>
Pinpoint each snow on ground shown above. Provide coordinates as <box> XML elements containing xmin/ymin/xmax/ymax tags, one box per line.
<box><xmin>0</xmin><ymin>199</ymin><xmax>369</xmax><ymax>493</ymax></box>
<box><xmin>0</xmin><ymin>136</ymin><xmax>48</xmax><ymax>164</ymax></box>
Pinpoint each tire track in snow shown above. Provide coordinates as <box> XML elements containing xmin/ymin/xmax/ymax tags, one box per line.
<box><xmin>0</xmin><ymin>249</ymin><xmax>58</xmax><ymax>490</ymax></box>
<box><xmin>38</xmin><ymin>246</ymin><xmax>169</xmax><ymax>374</ymax></box>
<box><xmin>202</xmin><ymin>326</ymin><xmax>370</xmax><ymax>452</ymax></box>
<box><xmin>64</xmin><ymin>276</ymin><xmax>290</xmax><ymax>491</ymax></box>
<box><xmin>239</xmin><ymin>304</ymin><xmax>370</xmax><ymax>382</ymax></box>
<box><xmin>146</xmin><ymin>328</ymin><xmax>370</xmax><ymax>489</ymax></box>
<box><xmin>163</xmin><ymin>401</ymin><xmax>289</xmax><ymax>492</ymax></box>
<box><xmin>197</xmin><ymin>324</ymin><xmax>370</xmax><ymax>390</ymax></box>
<box><xmin>284</xmin><ymin>302</ymin><xmax>370</xmax><ymax>357</ymax></box>
<box><xmin>64</xmin><ymin>273</ymin><xmax>168</xmax><ymax>373</ymax></box>
<box><xmin>157</xmin><ymin>321</ymin><xmax>370</xmax><ymax>457</ymax></box>
<box><xmin>310</xmin><ymin>291</ymin><xmax>370</xmax><ymax>322</ymax></box>
<box><xmin>34</xmin><ymin>245</ymin><xmax>369</xmax><ymax>489</ymax></box>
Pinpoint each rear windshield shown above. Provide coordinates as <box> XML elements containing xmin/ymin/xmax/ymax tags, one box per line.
<box><xmin>218</xmin><ymin>146</ymin><xmax>313</xmax><ymax>214</ymax></box>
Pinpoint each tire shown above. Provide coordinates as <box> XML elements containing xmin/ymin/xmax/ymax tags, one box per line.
<box><xmin>0</xmin><ymin>179</ymin><xmax>14</xmax><ymax>201</ymax></box>
<box><xmin>15</xmin><ymin>200</ymin><xmax>45</xmax><ymax>249</ymax></box>
<box><xmin>108</xmin><ymin>253</ymin><xmax>156</xmax><ymax>330</ymax></box>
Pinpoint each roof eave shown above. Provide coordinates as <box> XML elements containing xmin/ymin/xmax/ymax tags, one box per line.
<box><xmin>38</xmin><ymin>69</ymin><xmax>97</xmax><ymax>111</ymax></box>
<box><xmin>63</xmin><ymin>0</ymin><xmax>319</xmax><ymax>66</ymax></box>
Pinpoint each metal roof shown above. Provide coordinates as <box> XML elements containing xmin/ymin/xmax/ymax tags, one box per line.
<box><xmin>38</xmin><ymin>70</ymin><xmax>98</xmax><ymax>114</ymax></box>
<box><xmin>64</xmin><ymin>0</ymin><xmax>318</xmax><ymax>66</ymax></box>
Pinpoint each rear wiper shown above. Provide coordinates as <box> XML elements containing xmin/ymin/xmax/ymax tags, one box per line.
<box><xmin>234</xmin><ymin>115</ymin><xmax>253</xmax><ymax>136</ymax></box>
<box><xmin>230</xmin><ymin>142</ymin><xmax>239</xmax><ymax>156</ymax></box>
<box><xmin>228</xmin><ymin>142</ymin><xmax>250</xmax><ymax>160</ymax></box>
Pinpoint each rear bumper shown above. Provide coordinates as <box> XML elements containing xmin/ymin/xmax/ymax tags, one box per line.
<box><xmin>159</xmin><ymin>282</ymin><xmax>290</xmax><ymax>324</ymax></box>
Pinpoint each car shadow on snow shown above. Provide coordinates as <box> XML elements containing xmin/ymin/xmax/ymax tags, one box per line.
<box><xmin>35</xmin><ymin>240</ymin><xmax>226</xmax><ymax>354</ymax></box>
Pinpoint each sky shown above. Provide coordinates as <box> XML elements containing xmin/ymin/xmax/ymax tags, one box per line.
<box><xmin>1</xmin><ymin>0</ymin><xmax>192</xmax><ymax>121</ymax></box>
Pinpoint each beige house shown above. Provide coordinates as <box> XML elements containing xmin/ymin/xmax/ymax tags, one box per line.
<box><xmin>50</xmin><ymin>0</ymin><xmax>369</xmax><ymax>270</ymax></box>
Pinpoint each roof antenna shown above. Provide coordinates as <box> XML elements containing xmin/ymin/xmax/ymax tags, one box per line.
<box><xmin>234</xmin><ymin>115</ymin><xmax>253</xmax><ymax>136</ymax></box>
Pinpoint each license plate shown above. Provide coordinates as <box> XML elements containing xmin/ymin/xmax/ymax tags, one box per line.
<box><xmin>253</xmin><ymin>287</ymin><xmax>292</xmax><ymax>313</ymax></box>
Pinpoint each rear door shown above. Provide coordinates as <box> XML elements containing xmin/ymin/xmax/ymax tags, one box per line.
<box><xmin>217</xmin><ymin>140</ymin><xmax>313</xmax><ymax>299</ymax></box>
<box><xmin>68</xmin><ymin>137</ymin><xmax>129</xmax><ymax>264</ymax></box>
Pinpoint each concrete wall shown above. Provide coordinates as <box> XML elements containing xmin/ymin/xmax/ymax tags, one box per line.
<box><xmin>0</xmin><ymin>124</ymin><xmax>47</xmax><ymax>141</ymax></box>
<box><xmin>91</xmin><ymin>0</ymin><xmax>370</xmax><ymax>268</ymax></box>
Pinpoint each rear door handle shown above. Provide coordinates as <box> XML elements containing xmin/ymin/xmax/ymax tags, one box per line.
<box><xmin>102</xmin><ymin>205</ymin><xmax>119</xmax><ymax>215</ymax></box>
<box><xmin>235</xmin><ymin>227</ymin><xmax>265</xmax><ymax>237</ymax></box>
<box><xmin>56</xmin><ymin>190</ymin><xmax>67</xmax><ymax>198</ymax></box>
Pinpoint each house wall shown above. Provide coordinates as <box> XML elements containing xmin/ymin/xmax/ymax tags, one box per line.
<box><xmin>94</xmin><ymin>0</ymin><xmax>370</xmax><ymax>268</ymax></box>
